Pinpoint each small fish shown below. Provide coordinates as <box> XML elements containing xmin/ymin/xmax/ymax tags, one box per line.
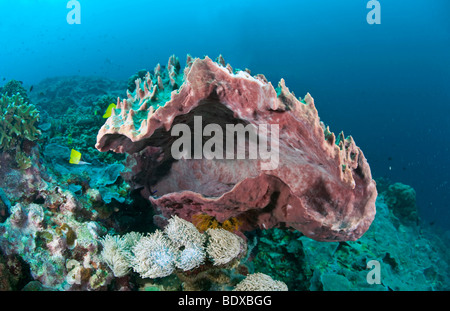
<box><xmin>102</xmin><ymin>103</ymin><xmax>116</xmax><ymax>118</ymax></box>
<box><xmin>2</xmin><ymin>77</ymin><xmax>5</xmax><ymax>81</ymax></box>
<box><xmin>69</xmin><ymin>149</ymin><xmax>91</xmax><ymax>165</ymax></box>
<box><xmin>29</xmin><ymin>85</ymin><xmax>34</xmax><ymax>92</ymax></box>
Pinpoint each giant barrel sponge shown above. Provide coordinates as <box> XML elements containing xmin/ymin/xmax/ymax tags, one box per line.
<box><xmin>96</xmin><ymin>55</ymin><xmax>377</xmax><ymax>242</ymax></box>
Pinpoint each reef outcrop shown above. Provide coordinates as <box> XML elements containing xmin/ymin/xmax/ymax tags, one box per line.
<box><xmin>0</xmin><ymin>94</ymin><xmax>40</xmax><ymax>151</ymax></box>
<box><xmin>96</xmin><ymin>55</ymin><xmax>377</xmax><ymax>242</ymax></box>
<box><xmin>0</xmin><ymin>89</ymin><xmax>41</xmax><ymax>170</ymax></box>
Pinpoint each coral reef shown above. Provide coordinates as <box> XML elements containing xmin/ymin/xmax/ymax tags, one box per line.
<box><xmin>29</xmin><ymin>76</ymin><xmax>127</xmax><ymax>164</ymax></box>
<box><xmin>0</xmin><ymin>251</ymin><xmax>31</xmax><ymax>290</ymax></box>
<box><xmin>0</xmin><ymin>190</ymin><xmax>113</xmax><ymax>290</ymax></box>
<box><xmin>0</xmin><ymin>57</ymin><xmax>448</xmax><ymax>292</ymax></box>
<box><xmin>0</xmin><ymin>144</ymin><xmax>48</xmax><ymax>206</ymax></box>
<box><xmin>0</xmin><ymin>121</ymin><xmax>138</xmax><ymax>291</ymax></box>
<box><xmin>30</xmin><ymin>76</ymin><xmax>126</xmax><ymax>113</ymax></box>
<box><xmin>43</xmin><ymin>142</ymin><xmax>129</xmax><ymax>204</ymax></box>
<box><xmin>96</xmin><ymin>55</ymin><xmax>377</xmax><ymax>242</ymax></box>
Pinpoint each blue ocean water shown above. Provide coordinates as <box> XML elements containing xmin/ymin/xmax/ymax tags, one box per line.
<box><xmin>0</xmin><ymin>0</ymin><xmax>449</xmax><ymax>230</ymax></box>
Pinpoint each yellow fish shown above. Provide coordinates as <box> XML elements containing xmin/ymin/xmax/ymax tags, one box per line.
<box><xmin>69</xmin><ymin>149</ymin><xmax>82</xmax><ymax>164</ymax></box>
<box><xmin>69</xmin><ymin>149</ymin><xmax>92</xmax><ymax>165</ymax></box>
<box><xmin>102</xmin><ymin>103</ymin><xmax>116</xmax><ymax>118</ymax></box>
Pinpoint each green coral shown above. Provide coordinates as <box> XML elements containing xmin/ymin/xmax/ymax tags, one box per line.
<box><xmin>0</xmin><ymin>94</ymin><xmax>40</xmax><ymax>151</ymax></box>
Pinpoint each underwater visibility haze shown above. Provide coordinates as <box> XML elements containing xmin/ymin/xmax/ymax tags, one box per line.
<box><xmin>0</xmin><ymin>0</ymin><xmax>449</xmax><ymax>291</ymax></box>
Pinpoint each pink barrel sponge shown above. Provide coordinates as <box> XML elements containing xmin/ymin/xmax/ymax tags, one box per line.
<box><xmin>96</xmin><ymin>55</ymin><xmax>377</xmax><ymax>242</ymax></box>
